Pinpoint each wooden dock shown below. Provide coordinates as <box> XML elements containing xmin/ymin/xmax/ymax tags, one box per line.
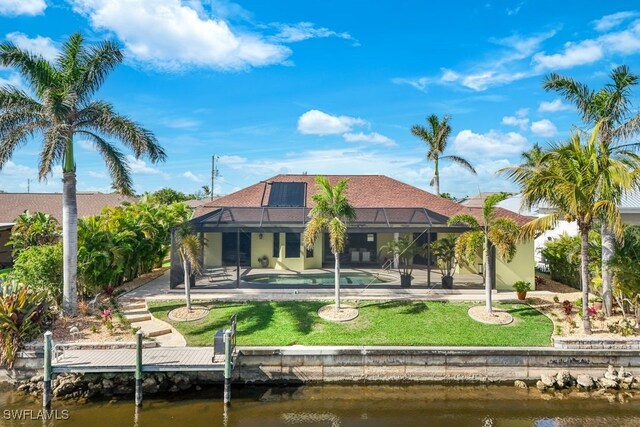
<box><xmin>52</xmin><ymin>347</ymin><xmax>226</xmax><ymax>373</ymax></box>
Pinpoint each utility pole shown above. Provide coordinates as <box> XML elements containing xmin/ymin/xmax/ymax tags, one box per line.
<box><xmin>27</xmin><ymin>179</ymin><xmax>30</xmax><ymax>193</ymax></box>
<box><xmin>211</xmin><ymin>154</ymin><xmax>219</xmax><ymax>201</ymax></box>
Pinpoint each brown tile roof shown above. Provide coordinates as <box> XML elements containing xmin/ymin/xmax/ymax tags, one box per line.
<box><xmin>451</xmin><ymin>206</ymin><xmax>534</xmax><ymax>227</ymax></box>
<box><xmin>0</xmin><ymin>192</ymin><xmax>138</xmax><ymax>223</ymax></box>
<box><xmin>193</xmin><ymin>174</ymin><xmax>532</xmax><ymax>225</ymax></box>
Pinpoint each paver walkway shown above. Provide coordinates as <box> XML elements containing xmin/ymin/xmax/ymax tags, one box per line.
<box><xmin>119</xmin><ymin>296</ymin><xmax>186</xmax><ymax>347</ymax></box>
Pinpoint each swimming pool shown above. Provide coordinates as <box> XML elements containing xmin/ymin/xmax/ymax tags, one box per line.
<box><xmin>243</xmin><ymin>272</ymin><xmax>393</xmax><ymax>285</ymax></box>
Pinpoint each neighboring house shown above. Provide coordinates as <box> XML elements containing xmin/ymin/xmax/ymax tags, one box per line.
<box><xmin>620</xmin><ymin>189</ymin><xmax>640</xmax><ymax>225</ymax></box>
<box><xmin>467</xmin><ymin>193</ymin><xmax>580</xmax><ymax>268</ymax></box>
<box><xmin>173</xmin><ymin>175</ymin><xmax>535</xmax><ymax>290</ymax></box>
<box><xmin>0</xmin><ymin>192</ymin><xmax>137</xmax><ymax>268</ymax></box>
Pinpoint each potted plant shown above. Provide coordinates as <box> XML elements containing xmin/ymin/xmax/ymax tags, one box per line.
<box><xmin>257</xmin><ymin>255</ymin><xmax>269</xmax><ymax>268</ymax></box>
<box><xmin>430</xmin><ymin>235</ymin><xmax>458</xmax><ymax>289</ymax></box>
<box><xmin>379</xmin><ymin>235</ymin><xmax>425</xmax><ymax>287</ymax></box>
<box><xmin>513</xmin><ymin>280</ymin><xmax>531</xmax><ymax>300</ymax></box>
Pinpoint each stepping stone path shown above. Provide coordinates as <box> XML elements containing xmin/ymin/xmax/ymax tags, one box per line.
<box><xmin>119</xmin><ymin>298</ymin><xmax>186</xmax><ymax>347</ymax></box>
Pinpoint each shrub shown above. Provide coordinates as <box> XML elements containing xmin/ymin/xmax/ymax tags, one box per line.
<box><xmin>608</xmin><ymin>318</ymin><xmax>635</xmax><ymax>336</ymax></box>
<box><xmin>12</xmin><ymin>243</ymin><xmax>63</xmax><ymax>304</ymax></box>
<box><xmin>562</xmin><ymin>300</ymin><xmax>573</xmax><ymax>315</ymax></box>
<box><xmin>0</xmin><ymin>289</ymin><xmax>50</xmax><ymax>367</ymax></box>
<box><xmin>7</xmin><ymin>211</ymin><xmax>61</xmax><ymax>258</ymax></box>
<box><xmin>541</xmin><ymin>232</ymin><xmax>601</xmax><ymax>289</ymax></box>
<box><xmin>513</xmin><ymin>281</ymin><xmax>531</xmax><ymax>293</ymax></box>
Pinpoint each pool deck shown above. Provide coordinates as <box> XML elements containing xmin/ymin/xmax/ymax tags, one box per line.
<box><xmin>122</xmin><ymin>268</ymin><xmax>554</xmax><ymax>302</ymax></box>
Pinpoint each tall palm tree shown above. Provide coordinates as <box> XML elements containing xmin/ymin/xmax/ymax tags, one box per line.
<box><xmin>303</xmin><ymin>176</ymin><xmax>356</xmax><ymax>310</ymax></box>
<box><xmin>448</xmin><ymin>193</ymin><xmax>520</xmax><ymax>314</ymax></box>
<box><xmin>543</xmin><ymin>65</ymin><xmax>640</xmax><ymax>315</ymax></box>
<box><xmin>502</xmin><ymin>125</ymin><xmax>640</xmax><ymax>333</ymax></box>
<box><xmin>411</xmin><ymin>114</ymin><xmax>476</xmax><ymax>195</ymax></box>
<box><xmin>0</xmin><ymin>33</ymin><xmax>165</xmax><ymax>314</ymax></box>
<box><xmin>175</xmin><ymin>222</ymin><xmax>202</xmax><ymax>311</ymax></box>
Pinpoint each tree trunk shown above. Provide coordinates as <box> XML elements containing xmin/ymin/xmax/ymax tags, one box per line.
<box><xmin>183</xmin><ymin>257</ymin><xmax>191</xmax><ymax>311</ymax></box>
<box><xmin>484</xmin><ymin>237</ymin><xmax>493</xmax><ymax>314</ymax></box>
<box><xmin>601</xmin><ymin>223</ymin><xmax>615</xmax><ymax>316</ymax></box>
<box><xmin>580</xmin><ymin>229</ymin><xmax>592</xmax><ymax>334</ymax></box>
<box><xmin>433</xmin><ymin>158</ymin><xmax>440</xmax><ymax>195</ymax></box>
<box><xmin>62</xmin><ymin>171</ymin><xmax>78</xmax><ymax>315</ymax></box>
<box><xmin>334</xmin><ymin>251</ymin><xmax>341</xmax><ymax>310</ymax></box>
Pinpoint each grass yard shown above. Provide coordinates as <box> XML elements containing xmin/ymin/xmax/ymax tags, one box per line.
<box><xmin>148</xmin><ymin>300</ymin><xmax>554</xmax><ymax>347</ymax></box>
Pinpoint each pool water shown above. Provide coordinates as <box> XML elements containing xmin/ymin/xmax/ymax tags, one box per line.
<box><xmin>243</xmin><ymin>272</ymin><xmax>392</xmax><ymax>285</ymax></box>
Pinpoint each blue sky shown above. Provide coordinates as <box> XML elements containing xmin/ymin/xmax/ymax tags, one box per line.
<box><xmin>2</xmin><ymin>1</ymin><xmax>640</xmax><ymax>198</ymax></box>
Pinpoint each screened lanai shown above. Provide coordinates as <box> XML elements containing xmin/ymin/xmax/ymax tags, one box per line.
<box><xmin>169</xmin><ymin>206</ymin><xmax>486</xmax><ymax>289</ymax></box>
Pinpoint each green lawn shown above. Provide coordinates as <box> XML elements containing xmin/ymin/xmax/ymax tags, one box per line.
<box><xmin>148</xmin><ymin>300</ymin><xmax>553</xmax><ymax>347</ymax></box>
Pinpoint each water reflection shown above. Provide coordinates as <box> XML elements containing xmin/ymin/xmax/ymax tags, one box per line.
<box><xmin>1</xmin><ymin>384</ymin><xmax>640</xmax><ymax>427</ymax></box>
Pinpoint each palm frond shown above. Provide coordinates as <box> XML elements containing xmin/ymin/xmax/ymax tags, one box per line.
<box><xmin>76</xmin><ymin>40</ymin><xmax>123</xmax><ymax>103</ymax></box>
<box><xmin>78</xmin><ymin>101</ymin><xmax>166</xmax><ymax>163</ymax></box>
<box><xmin>327</xmin><ymin>217</ymin><xmax>347</xmax><ymax>253</ymax></box>
<box><xmin>441</xmin><ymin>154</ymin><xmax>477</xmax><ymax>174</ymax></box>
<box><xmin>0</xmin><ymin>42</ymin><xmax>57</xmax><ymax>97</ymax></box>
<box><xmin>78</xmin><ymin>130</ymin><xmax>133</xmax><ymax>195</ymax></box>
<box><xmin>448</xmin><ymin>213</ymin><xmax>480</xmax><ymax>228</ymax></box>
<box><xmin>520</xmin><ymin>214</ymin><xmax>559</xmax><ymax>240</ymax></box>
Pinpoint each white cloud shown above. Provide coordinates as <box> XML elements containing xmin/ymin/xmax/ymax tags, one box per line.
<box><xmin>183</xmin><ymin>171</ymin><xmax>205</xmax><ymax>183</ymax></box>
<box><xmin>0</xmin><ymin>160</ymin><xmax>36</xmax><ymax>176</ymax></box>
<box><xmin>126</xmin><ymin>155</ymin><xmax>170</xmax><ymax>178</ymax></box>
<box><xmin>530</xmin><ymin>119</ymin><xmax>557</xmax><ymax>137</ymax></box>
<box><xmin>501</xmin><ymin>116</ymin><xmax>529</xmax><ymax>130</ymax></box>
<box><xmin>5</xmin><ymin>32</ymin><xmax>58</xmax><ymax>61</ymax></box>
<box><xmin>77</xmin><ymin>140</ymin><xmax>96</xmax><ymax>152</ymax></box>
<box><xmin>0</xmin><ymin>0</ymin><xmax>46</xmax><ymax>16</ymax></box>
<box><xmin>538</xmin><ymin>99</ymin><xmax>571</xmax><ymax>113</ymax></box>
<box><xmin>297</xmin><ymin>110</ymin><xmax>366</xmax><ymax>135</ymax></box>
<box><xmin>452</xmin><ymin>129</ymin><xmax>528</xmax><ymax>158</ymax></box>
<box><xmin>393</xmin><ymin>31</ymin><xmax>554</xmax><ymax>92</ymax></box>
<box><xmin>87</xmin><ymin>170</ymin><xmax>107</xmax><ymax>179</ymax></box>
<box><xmin>533</xmin><ymin>40</ymin><xmax>604</xmax><ymax>71</ymax></box>
<box><xmin>270</xmin><ymin>22</ymin><xmax>354</xmax><ymax>44</ymax></box>
<box><xmin>593</xmin><ymin>11</ymin><xmax>639</xmax><ymax>32</ymax></box>
<box><xmin>162</xmin><ymin>118</ymin><xmax>200</xmax><ymax>129</ymax></box>
<box><xmin>70</xmin><ymin>0</ymin><xmax>291</xmax><ymax>71</ymax></box>
<box><xmin>218</xmin><ymin>155</ymin><xmax>248</xmax><ymax>166</ymax></box>
<box><xmin>0</xmin><ymin>71</ymin><xmax>26</xmax><ymax>90</ymax></box>
<box><xmin>342</xmin><ymin>132</ymin><xmax>396</xmax><ymax>147</ymax></box>
<box><xmin>515</xmin><ymin>108</ymin><xmax>529</xmax><ymax>117</ymax></box>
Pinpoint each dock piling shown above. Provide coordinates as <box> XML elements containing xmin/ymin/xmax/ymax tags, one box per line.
<box><xmin>223</xmin><ymin>328</ymin><xmax>232</xmax><ymax>406</ymax></box>
<box><xmin>43</xmin><ymin>331</ymin><xmax>52</xmax><ymax>409</ymax></box>
<box><xmin>135</xmin><ymin>329</ymin><xmax>143</xmax><ymax>407</ymax></box>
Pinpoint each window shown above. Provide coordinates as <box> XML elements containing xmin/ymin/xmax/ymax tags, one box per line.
<box><xmin>285</xmin><ymin>233</ymin><xmax>301</xmax><ymax>258</ymax></box>
<box><xmin>306</xmin><ymin>246</ymin><xmax>314</xmax><ymax>258</ymax></box>
<box><xmin>273</xmin><ymin>233</ymin><xmax>280</xmax><ymax>258</ymax></box>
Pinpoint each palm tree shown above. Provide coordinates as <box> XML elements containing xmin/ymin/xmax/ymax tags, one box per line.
<box><xmin>303</xmin><ymin>176</ymin><xmax>356</xmax><ymax>310</ymax></box>
<box><xmin>502</xmin><ymin>125</ymin><xmax>640</xmax><ymax>333</ymax></box>
<box><xmin>0</xmin><ymin>33</ymin><xmax>165</xmax><ymax>314</ymax></box>
<box><xmin>543</xmin><ymin>65</ymin><xmax>640</xmax><ymax>315</ymax></box>
<box><xmin>448</xmin><ymin>193</ymin><xmax>520</xmax><ymax>314</ymax></box>
<box><xmin>175</xmin><ymin>222</ymin><xmax>202</xmax><ymax>311</ymax></box>
<box><xmin>411</xmin><ymin>114</ymin><xmax>476</xmax><ymax>195</ymax></box>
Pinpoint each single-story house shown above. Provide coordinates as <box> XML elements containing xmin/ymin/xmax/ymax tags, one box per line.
<box><xmin>0</xmin><ymin>192</ymin><xmax>137</xmax><ymax>267</ymax></box>
<box><xmin>172</xmin><ymin>175</ymin><xmax>535</xmax><ymax>291</ymax></box>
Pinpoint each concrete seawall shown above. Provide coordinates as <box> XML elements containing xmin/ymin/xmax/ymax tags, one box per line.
<box><xmin>234</xmin><ymin>346</ymin><xmax>640</xmax><ymax>383</ymax></box>
<box><xmin>4</xmin><ymin>346</ymin><xmax>640</xmax><ymax>384</ymax></box>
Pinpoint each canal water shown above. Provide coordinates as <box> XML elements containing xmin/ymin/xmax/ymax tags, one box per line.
<box><xmin>2</xmin><ymin>384</ymin><xmax>640</xmax><ymax>426</ymax></box>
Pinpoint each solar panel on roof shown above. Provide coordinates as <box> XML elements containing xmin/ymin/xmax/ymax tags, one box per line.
<box><xmin>267</xmin><ymin>182</ymin><xmax>306</xmax><ymax>207</ymax></box>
